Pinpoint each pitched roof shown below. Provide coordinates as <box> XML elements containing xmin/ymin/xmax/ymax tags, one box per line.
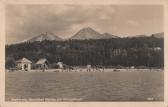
<box><xmin>16</xmin><ymin>57</ymin><xmax>32</xmax><ymax>63</ymax></box>
<box><xmin>36</xmin><ymin>58</ymin><xmax>48</xmax><ymax>64</ymax></box>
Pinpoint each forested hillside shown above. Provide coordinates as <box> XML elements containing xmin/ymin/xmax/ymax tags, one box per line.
<box><xmin>5</xmin><ymin>36</ymin><xmax>164</xmax><ymax>68</ymax></box>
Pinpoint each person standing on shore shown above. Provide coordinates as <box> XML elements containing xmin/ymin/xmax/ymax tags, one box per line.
<box><xmin>42</xmin><ymin>64</ymin><xmax>46</xmax><ymax>72</ymax></box>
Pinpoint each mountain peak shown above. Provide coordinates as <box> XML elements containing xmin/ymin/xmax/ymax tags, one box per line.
<box><xmin>71</xmin><ymin>27</ymin><xmax>102</xmax><ymax>40</ymax></box>
<box><xmin>27</xmin><ymin>32</ymin><xmax>63</xmax><ymax>42</ymax></box>
<box><xmin>82</xmin><ymin>27</ymin><xmax>93</xmax><ymax>30</ymax></box>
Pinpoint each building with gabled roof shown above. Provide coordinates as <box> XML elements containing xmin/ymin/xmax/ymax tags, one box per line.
<box><xmin>36</xmin><ymin>58</ymin><xmax>48</xmax><ymax>65</ymax></box>
<box><xmin>35</xmin><ymin>58</ymin><xmax>48</xmax><ymax>71</ymax></box>
<box><xmin>16</xmin><ymin>57</ymin><xmax>32</xmax><ymax>71</ymax></box>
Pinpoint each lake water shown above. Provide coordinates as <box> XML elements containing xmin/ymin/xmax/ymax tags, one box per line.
<box><xmin>5</xmin><ymin>71</ymin><xmax>164</xmax><ymax>101</ymax></box>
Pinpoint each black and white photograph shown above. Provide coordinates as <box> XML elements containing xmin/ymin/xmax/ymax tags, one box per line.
<box><xmin>5</xmin><ymin>4</ymin><xmax>164</xmax><ymax>102</ymax></box>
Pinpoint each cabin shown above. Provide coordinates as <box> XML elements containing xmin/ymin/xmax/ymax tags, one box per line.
<box><xmin>130</xmin><ymin>66</ymin><xmax>135</xmax><ymax>69</ymax></box>
<box><xmin>57</xmin><ymin>62</ymin><xmax>64</xmax><ymax>69</ymax></box>
<box><xmin>35</xmin><ymin>58</ymin><xmax>48</xmax><ymax>70</ymax></box>
<box><xmin>16</xmin><ymin>57</ymin><xmax>32</xmax><ymax>71</ymax></box>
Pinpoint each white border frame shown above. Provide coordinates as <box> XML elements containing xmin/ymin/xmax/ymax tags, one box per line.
<box><xmin>0</xmin><ymin>0</ymin><xmax>167</xmax><ymax>107</ymax></box>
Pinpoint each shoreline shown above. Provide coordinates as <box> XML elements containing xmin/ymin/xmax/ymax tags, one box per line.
<box><xmin>6</xmin><ymin>68</ymin><xmax>163</xmax><ymax>72</ymax></box>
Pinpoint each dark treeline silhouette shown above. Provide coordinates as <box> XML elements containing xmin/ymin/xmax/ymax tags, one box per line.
<box><xmin>5</xmin><ymin>36</ymin><xmax>164</xmax><ymax>68</ymax></box>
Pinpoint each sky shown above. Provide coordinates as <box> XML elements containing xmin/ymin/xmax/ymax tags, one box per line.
<box><xmin>6</xmin><ymin>5</ymin><xmax>163</xmax><ymax>44</ymax></box>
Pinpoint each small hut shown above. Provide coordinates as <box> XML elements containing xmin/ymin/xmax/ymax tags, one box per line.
<box><xmin>130</xmin><ymin>66</ymin><xmax>135</xmax><ymax>69</ymax></box>
<box><xmin>16</xmin><ymin>57</ymin><xmax>32</xmax><ymax>71</ymax></box>
<box><xmin>86</xmin><ymin>64</ymin><xmax>91</xmax><ymax>72</ymax></box>
<box><xmin>36</xmin><ymin>58</ymin><xmax>48</xmax><ymax>70</ymax></box>
<box><xmin>57</xmin><ymin>62</ymin><xmax>64</xmax><ymax>69</ymax></box>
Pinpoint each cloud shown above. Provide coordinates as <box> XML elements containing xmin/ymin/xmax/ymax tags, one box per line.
<box><xmin>6</xmin><ymin>5</ymin><xmax>163</xmax><ymax>44</ymax></box>
<box><xmin>6</xmin><ymin>5</ymin><xmax>116</xmax><ymax>42</ymax></box>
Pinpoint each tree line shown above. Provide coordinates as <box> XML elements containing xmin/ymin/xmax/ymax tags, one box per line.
<box><xmin>5</xmin><ymin>36</ymin><xmax>164</xmax><ymax>68</ymax></box>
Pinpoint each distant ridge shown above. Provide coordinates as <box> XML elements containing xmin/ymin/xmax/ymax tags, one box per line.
<box><xmin>102</xmin><ymin>33</ymin><xmax>120</xmax><ymax>39</ymax></box>
<box><xmin>151</xmin><ymin>32</ymin><xmax>164</xmax><ymax>38</ymax></box>
<box><xmin>27</xmin><ymin>32</ymin><xmax>63</xmax><ymax>42</ymax></box>
<box><xmin>14</xmin><ymin>28</ymin><xmax>163</xmax><ymax>44</ymax></box>
<box><xmin>125</xmin><ymin>32</ymin><xmax>164</xmax><ymax>38</ymax></box>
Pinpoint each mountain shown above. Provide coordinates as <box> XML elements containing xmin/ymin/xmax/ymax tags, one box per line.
<box><xmin>70</xmin><ymin>27</ymin><xmax>103</xmax><ymax>40</ymax></box>
<box><xmin>28</xmin><ymin>32</ymin><xmax>63</xmax><ymax>42</ymax></box>
<box><xmin>130</xmin><ymin>32</ymin><xmax>164</xmax><ymax>38</ymax></box>
<box><xmin>102</xmin><ymin>33</ymin><xmax>119</xmax><ymax>39</ymax></box>
<box><xmin>70</xmin><ymin>27</ymin><xmax>120</xmax><ymax>40</ymax></box>
<box><xmin>151</xmin><ymin>32</ymin><xmax>164</xmax><ymax>38</ymax></box>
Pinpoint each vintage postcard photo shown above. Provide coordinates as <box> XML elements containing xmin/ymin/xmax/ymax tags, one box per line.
<box><xmin>4</xmin><ymin>3</ymin><xmax>164</xmax><ymax>103</ymax></box>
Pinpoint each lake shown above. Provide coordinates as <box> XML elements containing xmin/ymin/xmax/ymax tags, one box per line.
<box><xmin>5</xmin><ymin>70</ymin><xmax>164</xmax><ymax>101</ymax></box>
